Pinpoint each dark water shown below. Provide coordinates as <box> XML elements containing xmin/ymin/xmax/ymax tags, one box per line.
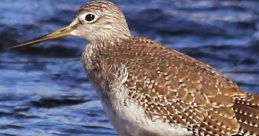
<box><xmin>0</xmin><ymin>0</ymin><xmax>259</xmax><ymax>135</ymax></box>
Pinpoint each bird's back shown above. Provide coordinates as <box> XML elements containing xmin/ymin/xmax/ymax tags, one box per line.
<box><xmin>83</xmin><ymin>37</ymin><xmax>259</xmax><ymax>136</ymax></box>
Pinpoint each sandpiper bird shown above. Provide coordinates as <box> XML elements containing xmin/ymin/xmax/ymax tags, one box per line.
<box><xmin>12</xmin><ymin>1</ymin><xmax>259</xmax><ymax>136</ymax></box>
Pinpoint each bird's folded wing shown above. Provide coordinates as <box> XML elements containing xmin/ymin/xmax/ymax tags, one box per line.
<box><xmin>98</xmin><ymin>38</ymin><xmax>247</xmax><ymax>135</ymax></box>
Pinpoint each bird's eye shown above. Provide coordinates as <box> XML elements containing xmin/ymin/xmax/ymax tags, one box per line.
<box><xmin>85</xmin><ymin>14</ymin><xmax>96</xmax><ymax>22</ymax></box>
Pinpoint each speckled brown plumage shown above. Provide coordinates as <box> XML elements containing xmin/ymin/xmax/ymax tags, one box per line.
<box><xmin>84</xmin><ymin>36</ymin><xmax>259</xmax><ymax>136</ymax></box>
<box><xmin>14</xmin><ymin>1</ymin><xmax>259</xmax><ymax>135</ymax></box>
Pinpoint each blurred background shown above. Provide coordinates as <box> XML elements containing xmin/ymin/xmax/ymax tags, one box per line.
<box><xmin>0</xmin><ymin>0</ymin><xmax>259</xmax><ymax>135</ymax></box>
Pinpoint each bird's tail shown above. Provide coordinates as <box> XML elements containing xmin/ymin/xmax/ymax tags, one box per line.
<box><xmin>233</xmin><ymin>93</ymin><xmax>259</xmax><ymax>136</ymax></box>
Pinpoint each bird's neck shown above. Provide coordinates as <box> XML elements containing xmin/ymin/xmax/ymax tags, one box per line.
<box><xmin>82</xmin><ymin>36</ymin><xmax>132</xmax><ymax>70</ymax></box>
<box><xmin>88</xmin><ymin>23</ymin><xmax>131</xmax><ymax>45</ymax></box>
<box><xmin>90</xmin><ymin>35</ymin><xmax>132</xmax><ymax>49</ymax></box>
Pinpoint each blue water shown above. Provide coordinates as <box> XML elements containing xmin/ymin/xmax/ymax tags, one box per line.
<box><xmin>0</xmin><ymin>0</ymin><xmax>259</xmax><ymax>135</ymax></box>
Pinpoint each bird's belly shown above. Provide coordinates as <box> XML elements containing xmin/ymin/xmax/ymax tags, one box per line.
<box><xmin>100</xmin><ymin>88</ymin><xmax>191</xmax><ymax>136</ymax></box>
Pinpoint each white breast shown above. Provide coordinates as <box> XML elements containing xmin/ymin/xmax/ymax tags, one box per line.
<box><xmin>101</xmin><ymin>84</ymin><xmax>191</xmax><ymax>136</ymax></box>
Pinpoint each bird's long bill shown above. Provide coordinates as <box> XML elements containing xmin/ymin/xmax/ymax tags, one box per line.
<box><xmin>11</xmin><ymin>25</ymin><xmax>75</xmax><ymax>49</ymax></box>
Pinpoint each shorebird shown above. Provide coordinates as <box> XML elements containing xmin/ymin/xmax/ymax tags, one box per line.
<box><xmin>12</xmin><ymin>1</ymin><xmax>259</xmax><ymax>136</ymax></box>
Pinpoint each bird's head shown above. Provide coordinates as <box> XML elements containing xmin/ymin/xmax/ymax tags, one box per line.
<box><xmin>12</xmin><ymin>0</ymin><xmax>131</xmax><ymax>48</ymax></box>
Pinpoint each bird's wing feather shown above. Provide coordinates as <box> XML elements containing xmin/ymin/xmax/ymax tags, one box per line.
<box><xmin>99</xmin><ymin>37</ymin><xmax>246</xmax><ymax>135</ymax></box>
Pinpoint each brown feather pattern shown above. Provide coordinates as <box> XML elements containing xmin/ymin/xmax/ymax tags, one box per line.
<box><xmin>85</xmin><ymin>37</ymin><xmax>259</xmax><ymax>136</ymax></box>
